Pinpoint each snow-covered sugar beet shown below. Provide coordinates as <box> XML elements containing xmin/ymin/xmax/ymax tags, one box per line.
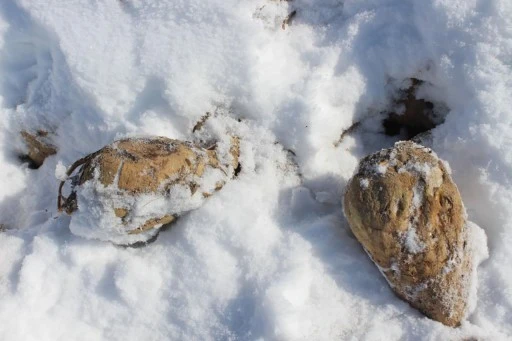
<box><xmin>343</xmin><ymin>141</ymin><xmax>488</xmax><ymax>326</ymax></box>
<box><xmin>58</xmin><ymin>136</ymin><xmax>240</xmax><ymax>245</ymax></box>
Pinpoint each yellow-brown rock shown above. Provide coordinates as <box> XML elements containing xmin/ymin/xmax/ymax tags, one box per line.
<box><xmin>59</xmin><ymin>136</ymin><xmax>240</xmax><ymax>244</ymax></box>
<box><xmin>343</xmin><ymin>141</ymin><xmax>472</xmax><ymax>327</ymax></box>
<box><xmin>21</xmin><ymin>130</ymin><xmax>57</xmax><ymax>168</ymax></box>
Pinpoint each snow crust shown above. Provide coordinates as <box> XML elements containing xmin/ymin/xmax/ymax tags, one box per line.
<box><xmin>0</xmin><ymin>0</ymin><xmax>511</xmax><ymax>340</ymax></box>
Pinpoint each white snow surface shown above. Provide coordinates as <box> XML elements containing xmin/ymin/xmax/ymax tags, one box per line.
<box><xmin>0</xmin><ymin>0</ymin><xmax>511</xmax><ymax>340</ymax></box>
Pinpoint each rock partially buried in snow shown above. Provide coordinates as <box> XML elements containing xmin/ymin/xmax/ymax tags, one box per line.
<box><xmin>343</xmin><ymin>141</ymin><xmax>484</xmax><ymax>327</ymax></box>
<box><xmin>58</xmin><ymin>136</ymin><xmax>240</xmax><ymax>245</ymax></box>
<box><xmin>20</xmin><ymin>130</ymin><xmax>57</xmax><ymax>168</ymax></box>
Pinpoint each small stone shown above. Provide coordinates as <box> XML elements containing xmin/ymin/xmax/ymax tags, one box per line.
<box><xmin>343</xmin><ymin>141</ymin><xmax>473</xmax><ymax>326</ymax></box>
<box><xmin>114</xmin><ymin>208</ymin><xmax>128</xmax><ymax>218</ymax></box>
<box><xmin>59</xmin><ymin>136</ymin><xmax>240</xmax><ymax>244</ymax></box>
<box><xmin>20</xmin><ymin>130</ymin><xmax>57</xmax><ymax>168</ymax></box>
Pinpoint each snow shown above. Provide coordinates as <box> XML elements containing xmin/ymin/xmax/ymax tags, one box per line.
<box><xmin>404</xmin><ymin>171</ymin><xmax>425</xmax><ymax>255</ymax></box>
<box><xmin>359</xmin><ymin>178</ymin><xmax>369</xmax><ymax>189</ymax></box>
<box><xmin>466</xmin><ymin>221</ymin><xmax>490</xmax><ymax>318</ymax></box>
<box><xmin>0</xmin><ymin>0</ymin><xmax>511</xmax><ymax>340</ymax></box>
<box><xmin>54</xmin><ymin>161</ymin><xmax>67</xmax><ymax>181</ymax></box>
<box><xmin>404</xmin><ymin>225</ymin><xmax>425</xmax><ymax>254</ymax></box>
<box><xmin>376</xmin><ymin>162</ymin><xmax>388</xmax><ymax>175</ymax></box>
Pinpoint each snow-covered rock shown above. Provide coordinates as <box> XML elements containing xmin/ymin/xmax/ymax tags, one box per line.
<box><xmin>344</xmin><ymin>141</ymin><xmax>487</xmax><ymax>326</ymax></box>
<box><xmin>59</xmin><ymin>136</ymin><xmax>239</xmax><ymax>245</ymax></box>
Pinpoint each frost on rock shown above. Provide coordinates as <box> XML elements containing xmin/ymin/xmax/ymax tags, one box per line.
<box><xmin>58</xmin><ymin>136</ymin><xmax>240</xmax><ymax>245</ymax></box>
<box><xmin>359</xmin><ymin>178</ymin><xmax>369</xmax><ymax>189</ymax></box>
<box><xmin>343</xmin><ymin>141</ymin><xmax>487</xmax><ymax>327</ymax></box>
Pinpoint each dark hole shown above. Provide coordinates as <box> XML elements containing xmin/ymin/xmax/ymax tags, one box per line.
<box><xmin>18</xmin><ymin>154</ymin><xmax>40</xmax><ymax>169</ymax></box>
<box><xmin>382</xmin><ymin>117</ymin><xmax>402</xmax><ymax>136</ymax></box>
<box><xmin>383</xmin><ymin>78</ymin><xmax>440</xmax><ymax>140</ymax></box>
<box><xmin>234</xmin><ymin>163</ymin><xmax>242</xmax><ymax>177</ymax></box>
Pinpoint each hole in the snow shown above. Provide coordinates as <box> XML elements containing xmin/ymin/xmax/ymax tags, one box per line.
<box><xmin>382</xmin><ymin>78</ymin><xmax>445</xmax><ymax>140</ymax></box>
<box><xmin>333</xmin><ymin>77</ymin><xmax>449</xmax><ymax>148</ymax></box>
<box><xmin>18</xmin><ymin>154</ymin><xmax>40</xmax><ymax>169</ymax></box>
<box><xmin>234</xmin><ymin>162</ymin><xmax>242</xmax><ymax>177</ymax></box>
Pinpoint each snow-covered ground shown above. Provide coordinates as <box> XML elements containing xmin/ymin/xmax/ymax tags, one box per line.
<box><xmin>0</xmin><ymin>0</ymin><xmax>511</xmax><ymax>340</ymax></box>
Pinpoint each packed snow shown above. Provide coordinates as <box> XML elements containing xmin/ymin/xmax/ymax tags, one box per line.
<box><xmin>0</xmin><ymin>0</ymin><xmax>511</xmax><ymax>340</ymax></box>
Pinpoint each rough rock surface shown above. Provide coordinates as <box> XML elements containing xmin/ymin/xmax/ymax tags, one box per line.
<box><xmin>59</xmin><ymin>136</ymin><xmax>240</xmax><ymax>244</ymax></box>
<box><xmin>343</xmin><ymin>141</ymin><xmax>473</xmax><ymax>326</ymax></box>
<box><xmin>20</xmin><ymin>130</ymin><xmax>57</xmax><ymax>168</ymax></box>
